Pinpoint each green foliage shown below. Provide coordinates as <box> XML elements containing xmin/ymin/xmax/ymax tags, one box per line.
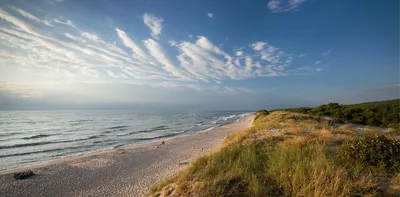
<box><xmin>388</xmin><ymin>123</ymin><xmax>400</xmax><ymax>135</ymax></box>
<box><xmin>337</xmin><ymin>134</ymin><xmax>400</xmax><ymax>172</ymax></box>
<box><xmin>286</xmin><ymin>99</ymin><xmax>400</xmax><ymax>128</ymax></box>
<box><xmin>254</xmin><ymin>109</ymin><xmax>270</xmax><ymax>120</ymax></box>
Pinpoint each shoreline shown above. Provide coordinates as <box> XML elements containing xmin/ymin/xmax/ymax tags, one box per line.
<box><xmin>0</xmin><ymin>114</ymin><xmax>251</xmax><ymax>175</ymax></box>
<box><xmin>0</xmin><ymin>114</ymin><xmax>254</xmax><ymax>197</ymax></box>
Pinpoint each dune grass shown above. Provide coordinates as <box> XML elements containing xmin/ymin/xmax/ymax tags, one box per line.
<box><xmin>148</xmin><ymin>111</ymin><xmax>400</xmax><ymax>197</ymax></box>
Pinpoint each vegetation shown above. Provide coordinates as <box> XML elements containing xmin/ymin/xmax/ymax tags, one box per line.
<box><xmin>338</xmin><ymin>134</ymin><xmax>400</xmax><ymax>172</ymax></box>
<box><xmin>13</xmin><ymin>170</ymin><xmax>35</xmax><ymax>180</ymax></box>
<box><xmin>280</xmin><ymin>99</ymin><xmax>400</xmax><ymax>132</ymax></box>
<box><xmin>254</xmin><ymin>109</ymin><xmax>270</xmax><ymax>120</ymax></box>
<box><xmin>148</xmin><ymin>111</ymin><xmax>400</xmax><ymax>197</ymax></box>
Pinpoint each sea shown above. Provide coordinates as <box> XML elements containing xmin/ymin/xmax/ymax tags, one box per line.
<box><xmin>0</xmin><ymin>110</ymin><xmax>252</xmax><ymax>172</ymax></box>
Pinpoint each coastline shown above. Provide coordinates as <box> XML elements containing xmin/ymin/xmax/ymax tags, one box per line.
<box><xmin>0</xmin><ymin>114</ymin><xmax>254</xmax><ymax>197</ymax></box>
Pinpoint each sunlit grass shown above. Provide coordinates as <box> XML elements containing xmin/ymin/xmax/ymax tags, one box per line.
<box><xmin>148</xmin><ymin>111</ymin><xmax>400</xmax><ymax>197</ymax></box>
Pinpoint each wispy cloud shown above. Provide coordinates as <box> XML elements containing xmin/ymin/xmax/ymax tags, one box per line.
<box><xmin>115</xmin><ymin>28</ymin><xmax>147</xmax><ymax>59</ymax></box>
<box><xmin>0</xmin><ymin>6</ymin><xmax>320</xmax><ymax>100</ymax></box>
<box><xmin>106</xmin><ymin>70</ymin><xmax>119</xmax><ymax>79</ymax></box>
<box><xmin>48</xmin><ymin>0</ymin><xmax>64</xmax><ymax>3</ymax></box>
<box><xmin>251</xmin><ymin>41</ymin><xmax>267</xmax><ymax>51</ymax></box>
<box><xmin>267</xmin><ymin>0</ymin><xmax>308</xmax><ymax>13</ymax></box>
<box><xmin>298</xmin><ymin>53</ymin><xmax>307</xmax><ymax>58</ymax></box>
<box><xmin>143</xmin><ymin>13</ymin><xmax>163</xmax><ymax>39</ymax></box>
<box><xmin>207</xmin><ymin>13</ymin><xmax>213</xmax><ymax>18</ymax></box>
<box><xmin>9</xmin><ymin>7</ymin><xmax>53</xmax><ymax>26</ymax></box>
<box><xmin>314</xmin><ymin>61</ymin><xmax>325</xmax><ymax>71</ymax></box>
<box><xmin>322</xmin><ymin>49</ymin><xmax>332</xmax><ymax>57</ymax></box>
<box><xmin>143</xmin><ymin>38</ymin><xmax>191</xmax><ymax>80</ymax></box>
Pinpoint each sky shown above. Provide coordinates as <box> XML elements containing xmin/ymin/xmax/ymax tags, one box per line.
<box><xmin>0</xmin><ymin>0</ymin><xmax>398</xmax><ymax>110</ymax></box>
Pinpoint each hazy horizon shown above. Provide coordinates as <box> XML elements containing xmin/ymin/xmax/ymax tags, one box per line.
<box><xmin>0</xmin><ymin>0</ymin><xmax>398</xmax><ymax>110</ymax></box>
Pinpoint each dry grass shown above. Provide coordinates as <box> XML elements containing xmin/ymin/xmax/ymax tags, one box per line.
<box><xmin>334</xmin><ymin>124</ymin><xmax>355</xmax><ymax>135</ymax></box>
<box><xmin>312</xmin><ymin>128</ymin><xmax>333</xmax><ymax>140</ymax></box>
<box><xmin>148</xmin><ymin>111</ymin><xmax>399</xmax><ymax>197</ymax></box>
<box><xmin>284</xmin><ymin>126</ymin><xmax>304</xmax><ymax>136</ymax></box>
<box><xmin>388</xmin><ymin>173</ymin><xmax>400</xmax><ymax>196</ymax></box>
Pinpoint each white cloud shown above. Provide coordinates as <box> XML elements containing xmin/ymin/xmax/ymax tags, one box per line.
<box><xmin>143</xmin><ymin>38</ymin><xmax>190</xmax><ymax>80</ymax></box>
<box><xmin>207</xmin><ymin>13</ymin><xmax>213</xmax><ymax>18</ymax></box>
<box><xmin>316</xmin><ymin>67</ymin><xmax>324</xmax><ymax>72</ymax></box>
<box><xmin>143</xmin><ymin>13</ymin><xmax>163</xmax><ymax>39</ymax></box>
<box><xmin>0</xmin><ymin>6</ymin><xmax>318</xmax><ymax>101</ymax></box>
<box><xmin>236</xmin><ymin>51</ymin><xmax>243</xmax><ymax>56</ymax></box>
<box><xmin>50</xmin><ymin>17</ymin><xmax>77</xmax><ymax>30</ymax></box>
<box><xmin>10</xmin><ymin>7</ymin><xmax>52</xmax><ymax>26</ymax></box>
<box><xmin>81</xmin><ymin>32</ymin><xmax>101</xmax><ymax>42</ymax></box>
<box><xmin>251</xmin><ymin>41</ymin><xmax>291</xmax><ymax>66</ymax></box>
<box><xmin>267</xmin><ymin>0</ymin><xmax>308</xmax><ymax>13</ymax></box>
<box><xmin>171</xmin><ymin>36</ymin><xmax>293</xmax><ymax>81</ymax></box>
<box><xmin>106</xmin><ymin>70</ymin><xmax>119</xmax><ymax>79</ymax></box>
<box><xmin>251</xmin><ymin>41</ymin><xmax>267</xmax><ymax>51</ymax></box>
<box><xmin>298</xmin><ymin>53</ymin><xmax>307</xmax><ymax>58</ymax></box>
<box><xmin>115</xmin><ymin>28</ymin><xmax>147</xmax><ymax>59</ymax></box>
<box><xmin>315</xmin><ymin>60</ymin><xmax>322</xmax><ymax>65</ymax></box>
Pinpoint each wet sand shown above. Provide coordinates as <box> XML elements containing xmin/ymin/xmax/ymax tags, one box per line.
<box><xmin>0</xmin><ymin>115</ymin><xmax>254</xmax><ymax>197</ymax></box>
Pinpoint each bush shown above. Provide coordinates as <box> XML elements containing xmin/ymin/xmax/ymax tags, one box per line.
<box><xmin>255</xmin><ymin>110</ymin><xmax>270</xmax><ymax>120</ymax></box>
<box><xmin>337</xmin><ymin>134</ymin><xmax>400</xmax><ymax>172</ymax></box>
<box><xmin>388</xmin><ymin>123</ymin><xmax>400</xmax><ymax>135</ymax></box>
<box><xmin>285</xmin><ymin>99</ymin><xmax>400</xmax><ymax>128</ymax></box>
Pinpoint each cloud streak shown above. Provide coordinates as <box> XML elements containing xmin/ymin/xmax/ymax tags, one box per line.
<box><xmin>0</xmin><ymin>7</ymin><xmax>321</xmax><ymax>102</ymax></box>
<box><xmin>143</xmin><ymin>13</ymin><xmax>163</xmax><ymax>39</ymax></box>
<box><xmin>267</xmin><ymin>0</ymin><xmax>308</xmax><ymax>13</ymax></box>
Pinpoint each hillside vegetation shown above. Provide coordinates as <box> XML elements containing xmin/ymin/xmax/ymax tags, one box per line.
<box><xmin>280</xmin><ymin>99</ymin><xmax>399</xmax><ymax>133</ymax></box>
<box><xmin>148</xmin><ymin>109</ymin><xmax>400</xmax><ymax>197</ymax></box>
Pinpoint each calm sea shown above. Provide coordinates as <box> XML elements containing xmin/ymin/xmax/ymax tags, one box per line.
<box><xmin>0</xmin><ymin>110</ymin><xmax>252</xmax><ymax>171</ymax></box>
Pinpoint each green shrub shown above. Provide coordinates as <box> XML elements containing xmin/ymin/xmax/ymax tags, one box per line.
<box><xmin>255</xmin><ymin>110</ymin><xmax>270</xmax><ymax>120</ymax></box>
<box><xmin>337</xmin><ymin>134</ymin><xmax>400</xmax><ymax>172</ymax></box>
<box><xmin>388</xmin><ymin>123</ymin><xmax>400</xmax><ymax>135</ymax></box>
<box><xmin>283</xmin><ymin>99</ymin><xmax>400</xmax><ymax>128</ymax></box>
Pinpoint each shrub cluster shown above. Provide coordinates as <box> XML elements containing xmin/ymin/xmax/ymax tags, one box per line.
<box><xmin>254</xmin><ymin>109</ymin><xmax>270</xmax><ymax>120</ymax></box>
<box><xmin>337</xmin><ymin>134</ymin><xmax>400</xmax><ymax>172</ymax></box>
<box><xmin>283</xmin><ymin>99</ymin><xmax>399</xmax><ymax>130</ymax></box>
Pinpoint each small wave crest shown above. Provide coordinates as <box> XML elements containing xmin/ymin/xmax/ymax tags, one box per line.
<box><xmin>212</xmin><ymin>115</ymin><xmax>237</xmax><ymax>124</ymax></box>
<box><xmin>108</xmin><ymin>126</ymin><xmax>129</xmax><ymax>130</ymax></box>
<box><xmin>68</xmin><ymin>119</ymin><xmax>94</xmax><ymax>123</ymax></box>
<box><xmin>136</xmin><ymin>132</ymin><xmax>180</xmax><ymax>141</ymax></box>
<box><xmin>0</xmin><ymin>137</ymin><xmax>95</xmax><ymax>150</ymax></box>
<box><xmin>21</xmin><ymin>134</ymin><xmax>52</xmax><ymax>140</ymax></box>
<box><xmin>150</xmin><ymin>125</ymin><xmax>170</xmax><ymax>131</ymax></box>
<box><xmin>102</xmin><ymin>126</ymin><xmax>129</xmax><ymax>133</ymax></box>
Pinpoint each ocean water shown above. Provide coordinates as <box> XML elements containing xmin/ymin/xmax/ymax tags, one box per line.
<box><xmin>0</xmin><ymin>110</ymin><xmax>252</xmax><ymax>171</ymax></box>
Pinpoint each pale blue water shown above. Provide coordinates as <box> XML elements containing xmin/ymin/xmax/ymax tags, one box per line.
<box><xmin>0</xmin><ymin>110</ymin><xmax>252</xmax><ymax>171</ymax></box>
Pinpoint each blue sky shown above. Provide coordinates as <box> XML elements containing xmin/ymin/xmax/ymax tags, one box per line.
<box><xmin>0</xmin><ymin>0</ymin><xmax>398</xmax><ymax>110</ymax></box>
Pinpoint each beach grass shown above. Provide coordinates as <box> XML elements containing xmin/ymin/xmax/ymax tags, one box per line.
<box><xmin>148</xmin><ymin>111</ymin><xmax>400</xmax><ymax>197</ymax></box>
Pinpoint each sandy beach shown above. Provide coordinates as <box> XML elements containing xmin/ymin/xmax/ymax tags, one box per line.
<box><xmin>0</xmin><ymin>115</ymin><xmax>254</xmax><ymax>197</ymax></box>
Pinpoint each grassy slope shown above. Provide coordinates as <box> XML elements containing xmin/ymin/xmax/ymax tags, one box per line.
<box><xmin>148</xmin><ymin>111</ymin><xmax>400</xmax><ymax>197</ymax></box>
